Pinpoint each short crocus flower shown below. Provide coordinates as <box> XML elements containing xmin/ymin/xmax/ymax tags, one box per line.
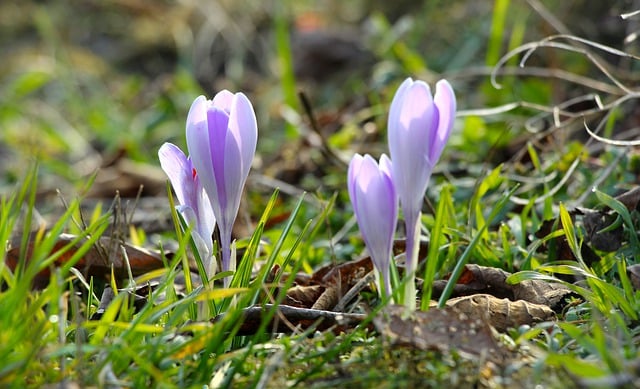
<box><xmin>186</xmin><ymin>91</ymin><xmax>258</xmax><ymax>275</ymax></box>
<box><xmin>158</xmin><ymin>143</ymin><xmax>216</xmax><ymax>276</ymax></box>
<box><xmin>348</xmin><ymin>153</ymin><xmax>398</xmax><ymax>298</ymax></box>
<box><xmin>388</xmin><ymin>77</ymin><xmax>456</xmax><ymax>310</ymax></box>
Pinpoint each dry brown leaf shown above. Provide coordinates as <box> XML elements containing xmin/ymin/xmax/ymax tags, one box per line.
<box><xmin>306</xmin><ymin>257</ymin><xmax>373</xmax><ymax>310</ymax></box>
<box><xmin>374</xmin><ymin>304</ymin><xmax>511</xmax><ymax>364</ymax></box>
<box><xmin>429</xmin><ymin>264</ymin><xmax>576</xmax><ymax>313</ymax></box>
<box><xmin>311</xmin><ymin>285</ymin><xmax>341</xmax><ymax>310</ymax></box>
<box><xmin>285</xmin><ymin>284</ymin><xmax>325</xmax><ymax>308</ymax></box>
<box><xmin>6</xmin><ymin>233</ymin><xmax>166</xmax><ymax>289</ymax></box>
<box><xmin>511</xmin><ymin>279</ymin><xmax>576</xmax><ymax>310</ymax></box>
<box><xmin>438</xmin><ymin>294</ymin><xmax>556</xmax><ymax>332</ymax></box>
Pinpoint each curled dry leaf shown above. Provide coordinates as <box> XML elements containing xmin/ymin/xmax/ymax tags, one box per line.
<box><xmin>374</xmin><ymin>304</ymin><xmax>512</xmax><ymax>364</ymax></box>
<box><xmin>262</xmin><ymin>257</ymin><xmax>372</xmax><ymax>311</ymax></box>
<box><xmin>430</xmin><ymin>264</ymin><xmax>577</xmax><ymax>313</ymax></box>
<box><xmin>435</xmin><ymin>294</ymin><xmax>556</xmax><ymax>332</ymax></box>
<box><xmin>511</xmin><ymin>278</ymin><xmax>577</xmax><ymax>310</ymax></box>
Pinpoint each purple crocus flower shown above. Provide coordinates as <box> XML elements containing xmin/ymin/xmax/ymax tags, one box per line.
<box><xmin>185</xmin><ymin>91</ymin><xmax>258</xmax><ymax>274</ymax></box>
<box><xmin>388</xmin><ymin>77</ymin><xmax>456</xmax><ymax>309</ymax></box>
<box><xmin>348</xmin><ymin>153</ymin><xmax>398</xmax><ymax>298</ymax></box>
<box><xmin>158</xmin><ymin>143</ymin><xmax>216</xmax><ymax>275</ymax></box>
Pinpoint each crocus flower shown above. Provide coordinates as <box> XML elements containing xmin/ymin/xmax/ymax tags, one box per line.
<box><xmin>158</xmin><ymin>143</ymin><xmax>216</xmax><ymax>275</ymax></box>
<box><xmin>348</xmin><ymin>153</ymin><xmax>398</xmax><ymax>298</ymax></box>
<box><xmin>185</xmin><ymin>91</ymin><xmax>258</xmax><ymax>275</ymax></box>
<box><xmin>388</xmin><ymin>77</ymin><xmax>456</xmax><ymax>310</ymax></box>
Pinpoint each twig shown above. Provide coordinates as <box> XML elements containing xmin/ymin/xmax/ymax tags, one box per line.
<box><xmin>213</xmin><ymin>304</ymin><xmax>367</xmax><ymax>335</ymax></box>
<box><xmin>298</xmin><ymin>91</ymin><xmax>348</xmax><ymax>168</ymax></box>
<box><xmin>333</xmin><ymin>270</ymin><xmax>374</xmax><ymax>312</ymax></box>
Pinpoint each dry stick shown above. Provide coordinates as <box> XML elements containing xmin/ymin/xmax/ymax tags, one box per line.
<box><xmin>298</xmin><ymin>91</ymin><xmax>348</xmax><ymax>169</ymax></box>
<box><xmin>333</xmin><ymin>270</ymin><xmax>375</xmax><ymax>312</ymax></box>
<box><xmin>215</xmin><ymin>304</ymin><xmax>367</xmax><ymax>335</ymax></box>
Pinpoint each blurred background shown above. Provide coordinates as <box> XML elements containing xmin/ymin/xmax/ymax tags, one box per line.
<box><xmin>1</xmin><ymin>0</ymin><xmax>638</xmax><ymax>232</ymax></box>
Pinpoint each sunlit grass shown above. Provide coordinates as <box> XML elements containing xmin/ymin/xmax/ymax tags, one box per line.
<box><xmin>2</xmin><ymin>1</ymin><xmax>640</xmax><ymax>387</ymax></box>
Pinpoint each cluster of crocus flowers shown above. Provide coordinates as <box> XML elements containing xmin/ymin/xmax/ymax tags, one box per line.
<box><xmin>159</xmin><ymin>90</ymin><xmax>258</xmax><ymax>280</ymax></box>
<box><xmin>348</xmin><ymin>77</ymin><xmax>456</xmax><ymax>309</ymax></box>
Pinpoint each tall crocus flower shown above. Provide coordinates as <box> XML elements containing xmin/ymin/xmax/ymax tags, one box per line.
<box><xmin>348</xmin><ymin>154</ymin><xmax>398</xmax><ymax>299</ymax></box>
<box><xmin>388</xmin><ymin>77</ymin><xmax>456</xmax><ymax>311</ymax></box>
<box><xmin>186</xmin><ymin>91</ymin><xmax>258</xmax><ymax>276</ymax></box>
<box><xmin>158</xmin><ymin>143</ymin><xmax>216</xmax><ymax>276</ymax></box>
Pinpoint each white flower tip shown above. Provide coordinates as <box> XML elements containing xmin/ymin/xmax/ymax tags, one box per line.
<box><xmin>213</xmin><ymin>90</ymin><xmax>235</xmax><ymax>112</ymax></box>
<box><xmin>435</xmin><ymin>79</ymin><xmax>456</xmax><ymax>111</ymax></box>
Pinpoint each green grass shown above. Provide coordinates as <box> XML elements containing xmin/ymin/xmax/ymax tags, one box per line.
<box><xmin>2</xmin><ymin>0</ymin><xmax>640</xmax><ymax>387</ymax></box>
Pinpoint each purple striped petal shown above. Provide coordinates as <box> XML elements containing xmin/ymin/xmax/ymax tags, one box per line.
<box><xmin>184</xmin><ymin>91</ymin><xmax>258</xmax><ymax>273</ymax></box>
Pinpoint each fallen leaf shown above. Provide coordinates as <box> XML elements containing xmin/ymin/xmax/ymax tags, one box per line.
<box><xmin>428</xmin><ymin>264</ymin><xmax>577</xmax><ymax>313</ymax></box>
<box><xmin>512</xmin><ymin>278</ymin><xmax>576</xmax><ymax>310</ymax></box>
<box><xmin>437</xmin><ymin>294</ymin><xmax>556</xmax><ymax>332</ymax></box>
<box><xmin>6</xmin><ymin>233</ymin><xmax>166</xmax><ymax>289</ymax></box>
<box><xmin>374</xmin><ymin>304</ymin><xmax>511</xmax><ymax>364</ymax></box>
<box><xmin>306</xmin><ymin>257</ymin><xmax>373</xmax><ymax>310</ymax></box>
<box><xmin>285</xmin><ymin>284</ymin><xmax>326</xmax><ymax>308</ymax></box>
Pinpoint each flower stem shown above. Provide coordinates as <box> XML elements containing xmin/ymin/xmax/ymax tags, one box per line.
<box><xmin>404</xmin><ymin>211</ymin><xmax>421</xmax><ymax>312</ymax></box>
<box><xmin>375</xmin><ymin>268</ymin><xmax>392</xmax><ymax>301</ymax></box>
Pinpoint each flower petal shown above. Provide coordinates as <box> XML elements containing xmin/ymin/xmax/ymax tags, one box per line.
<box><xmin>158</xmin><ymin>142</ymin><xmax>195</xmax><ymax>209</ymax></box>
<box><xmin>186</xmin><ymin>95</ymin><xmax>208</xmax><ymax>136</ymax></box>
<box><xmin>389</xmin><ymin>81</ymin><xmax>437</xmax><ymax>213</ymax></box>
<box><xmin>388</xmin><ymin>78</ymin><xmax>413</xmax><ymax>138</ymax></box>
<box><xmin>206</xmin><ymin>107</ymin><xmax>231</xmax><ymax>210</ymax></box>
<box><xmin>379</xmin><ymin>153</ymin><xmax>393</xmax><ymax>180</ymax></box>
<box><xmin>186</xmin><ymin>97</ymin><xmax>215</xmax><ymax>200</ymax></box>
<box><xmin>212</xmin><ymin>89</ymin><xmax>235</xmax><ymax>113</ymax></box>
<box><xmin>184</xmin><ymin>92</ymin><xmax>258</xmax><ymax>274</ymax></box>
<box><xmin>431</xmin><ymin>79</ymin><xmax>456</xmax><ymax>164</ymax></box>
<box><xmin>228</xmin><ymin>92</ymin><xmax>258</xmax><ymax>177</ymax></box>
<box><xmin>348</xmin><ymin>154</ymin><xmax>397</xmax><ymax>285</ymax></box>
<box><xmin>195</xmin><ymin>185</ymin><xmax>215</xmax><ymax>255</ymax></box>
<box><xmin>219</xmin><ymin>127</ymin><xmax>244</xmax><ymax>235</ymax></box>
<box><xmin>347</xmin><ymin>153</ymin><xmax>364</xmax><ymax>206</ymax></box>
<box><xmin>178</xmin><ymin>205</ymin><xmax>213</xmax><ymax>270</ymax></box>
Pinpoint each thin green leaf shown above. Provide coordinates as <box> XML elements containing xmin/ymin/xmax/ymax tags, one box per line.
<box><xmin>438</xmin><ymin>184</ymin><xmax>518</xmax><ymax>307</ymax></box>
